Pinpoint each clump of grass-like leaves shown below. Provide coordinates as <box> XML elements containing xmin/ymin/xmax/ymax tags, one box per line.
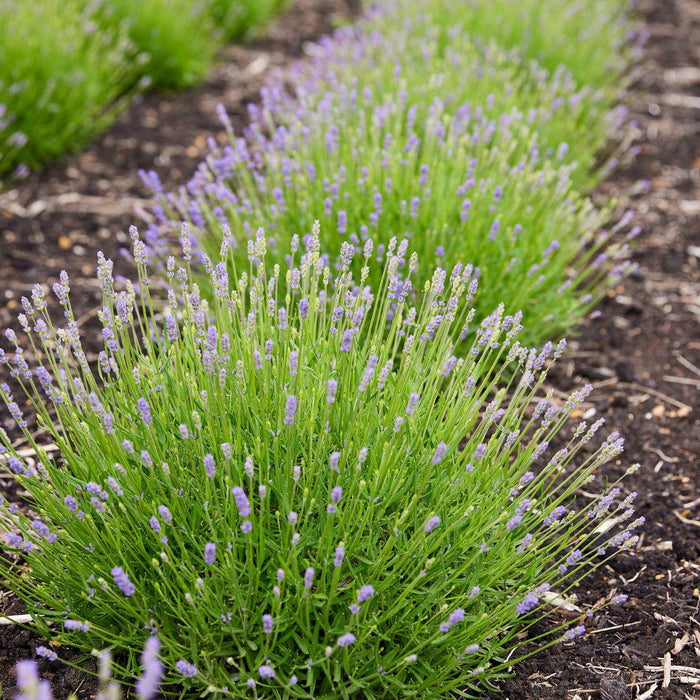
<box><xmin>0</xmin><ymin>0</ymin><xmax>133</xmax><ymax>178</ymax></box>
<box><xmin>89</xmin><ymin>0</ymin><xmax>216</xmax><ymax>91</ymax></box>
<box><xmin>1</xmin><ymin>226</ymin><xmax>640</xmax><ymax>697</ymax></box>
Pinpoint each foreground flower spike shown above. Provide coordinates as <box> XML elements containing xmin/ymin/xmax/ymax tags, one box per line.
<box><xmin>1</xmin><ymin>228</ymin><xmax>640</xmax><ymax>695</ymax></box>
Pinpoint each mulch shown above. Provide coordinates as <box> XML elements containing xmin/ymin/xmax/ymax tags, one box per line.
<box><xmin>0</xmin><ymin>0</ymin><xmax>698</xmax><ymax>697</ymax></box>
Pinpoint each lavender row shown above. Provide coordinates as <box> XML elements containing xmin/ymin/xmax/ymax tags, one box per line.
<box><xmin>141</xmin><ymin>0</ymin><xmax>641</xmax><ymax>345</ymax></box>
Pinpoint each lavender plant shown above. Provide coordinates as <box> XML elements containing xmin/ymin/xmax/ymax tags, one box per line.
<box><xmin>89</xmin><ymin>0</ymin><xmax>217</xmax><ymax>90</ymax></box>
<box><xmin>0</xmin><ymin>0</ymin><xmax>134</xmax><ymax>178</ymax></box>
<box><xmin>400</xmin><ymin>0</ymin><xmax>641</xmax><ymax>91</ymax></box>
<box><xmin>207</xmin><ymin>0</ymin><xmax>289</xmax><ymax>43</ymax></box>
<box><xmin>142</xmin><ymin>0</ymin><xmax>638</xmax><ymax>344</ymax></box>
<box><xmin>1</xmin><ymin>227</ymin><xmax>641</xmax><ymax>696</ymax></box>
<box><xmin>8</xmin><ymin>638</ymin><xmax>159</xmax><ymax>699</ymax></box>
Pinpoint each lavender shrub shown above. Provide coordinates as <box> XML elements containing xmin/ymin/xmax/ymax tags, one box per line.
<box><xmin>1</xmin><ymin>226</ymin><xmax>641</xmax><ymax>696</ymax></box>
<box><xmin>142</xmin><ymin>2</ymin><xmax>638</xmax><ymax>344</ymax></box>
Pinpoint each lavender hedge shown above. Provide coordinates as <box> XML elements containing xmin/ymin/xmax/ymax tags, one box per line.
<box><xmin>0</xmin><ymin>0</ymin><xmax>644</xmax><ymax>697</ymax></box>
<box><xmin>142</xmin><ymin>0</ymin><xmax>640</xmax><ymax>345</ymax></box>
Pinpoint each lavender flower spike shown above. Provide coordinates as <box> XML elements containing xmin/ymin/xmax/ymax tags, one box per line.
<box><xmin>111</xmin><ymin>566</ymin><xmax>135</xmax><ymax>597</ymax></box>
<box><xmin>136</xmin><ymin>636</ymin><xmax>162</xmax><ymax>700</ymax></box>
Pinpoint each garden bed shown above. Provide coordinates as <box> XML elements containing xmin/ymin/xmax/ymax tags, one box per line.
<box><xmin>0</xmin><ymin>0</ymin><xmax>698</xmax><ymax>697</ymax></box>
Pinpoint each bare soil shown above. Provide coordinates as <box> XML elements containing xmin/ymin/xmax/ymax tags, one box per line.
<box><xmin>0</xmin><ymin>0</ymin><xmax>698</xmax><ymax>697</ymax></box>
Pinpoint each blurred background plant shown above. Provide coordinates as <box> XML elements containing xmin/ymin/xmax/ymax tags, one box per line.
<box><xmin>0</xmin><ymin>0</ymin><xmax>289</xmax><ymax>183</ymax></box>
<box><xmin>0</xmin><ymin>0</ymin><xmax>134</xmax><ymax>179</ymax></box>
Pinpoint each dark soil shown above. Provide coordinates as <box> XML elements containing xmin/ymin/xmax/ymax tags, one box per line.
<box><xmin>0</xmin><ymin>0</ymin><xmax>698</xmax><ymax>698</ymax></box>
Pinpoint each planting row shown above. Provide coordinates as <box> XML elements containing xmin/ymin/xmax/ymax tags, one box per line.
<box><xmin>0</xmin><ymin>0</ymin><xmax>643</xmax><ymax>697</ymax></box>
<box><xmin>0</xmin><ymin>0</ymin><xmax>286</xmax><ymax>180</ymax></box>
<box><xmin>143</xmin><ymin>0</ymin><xmax>644</xmax><ymax>344</ymax></box>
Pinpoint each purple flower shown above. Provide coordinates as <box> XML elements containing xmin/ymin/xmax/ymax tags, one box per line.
<box><xmin>562</xmin><ymin>625</ymin><xmax>586</xmax><ymax>641</ymax></box>
<box><xmin>358</xmin><ymin>585</ymin><xmax>374</xmax><ymax>603</ymax></box>
<box><xmin>258</xmin><ymin>664</ymin><xmax>275</xmax><ymax>679</ymax></box>
<box><xmin>298</xmin><ymin>299</ymin><xmax>309</xmax><ymax>319</ymax></box>
<box><xmin>64</xmin><ymin>619</ymin><xmax>89</xmax><ymax>632</ymax></box>
<box><xmin>15</xmin><ymin>660</ymin><xmax>50</xmax><ymax>698</ymax></box>
<box><xmin>36</xmin><ymin>645</ymin><xmax>58</xmax><ymax>661</ymax></box>
<box><xmin>232</xmin><ymin>487</ymin><xmax>251</xmax><ymax>517</ymax></box>
<box><xmin>473</xmin><ymin>443</ymin><xmax>487</xmax><ymax>461</ymax></box>
<box><xmin>175</xmin><ymin>660</ymin><xmax>197</xmax><ymax>678</ymax></box>
<box><xmin>327</xmin><ymin>379</ymin><xmax>338</xmax><ymax>403</ymax></box>
<box><xmin>204</xmin><ymin>453</ymin><xmax>216</xmax><ymax>478</ymax></box>
<box><xmin>304</xmin><ymin>567</ymin><xmax>315</xmax><ymax>590</ymax></box>
<box><xmin>111</xmin><ymin>566</ymin><xmax>135</xmax><ymax>597</ymax></box>
<box><xmin>136</xmin><ymin>636</ymin><xmax>162</xmax><ymax>699</ymax></box>
<box><xmin>516</xmin><ymin>591</ymin><xmax>539</xmax><ymax>615</ymax></box>
<box><xmin>262</xmin><ymin>614</ymin><xmax>274</xmax><ymax>635</ymax></box>
<box><xmin>432</xmin><ymin>442</ymin><xmax>447</xmax><ymax>464</ymax></box>
<box><xmin>158</xmin><ymin>506</ymin><xmax>172</xmax><ymax>524</ymax></box>
<box><xmin>334</xmin><ymin>545</ymin><xmax>345</xmax><ymax>567</ymax></box>
<box><xmin>340</xmin><ymin>328</ymin><xmax>355</xmax><ymax>352</ymax></box>
<box><xmin>337</xmin><ymin>633</ymin><xmax>356</xmax><ymax>647</ymax></box>
<box><xmin>329</xmin><ymin>451</ymin><xmax>340</xmax><ymax>472</ymax></box>
<box><xmin>284</xmin><ymin>395</ymin><xmax>297</xmax><ymax>426</ymax></box>
<box><xmin>330</xmin><ymin>486</ymin><xmax>343</xmax><ymax>503</ymax></box>
<box><xmin>204</xmin><ymin>542</ymin><xmax>216</xmax><ymax>565</ymax></box>
<box><xmin>424</xmin><ymin>516</ymin><xmax>440</xmax><ymax>533</ymax></box>
<box><xmin>289</xmin><ymin>350</ymin><xmax>299</xmax><ymax>376</ymax></box>
<box><xmin>405</xmin><ymin>392</ymin><xmax>419</xmax><ymax>415</ymax></box>
<box><xmin>137</xmin><ymin>397</ymin><xmax>152</xmax><ymax>425</ymax></box>
<box><xmin>64</xmin><ymin>496</ymin><xmax>78</xmax><ymax>512</ymax></box>
<box><xmin>440</xmin><ymin>607</ymin><xmax>465</xmax><ymax>633</ymax></box>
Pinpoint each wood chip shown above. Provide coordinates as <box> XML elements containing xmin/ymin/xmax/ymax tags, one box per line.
<box><xmin>637</xmin><ymin>683</ymin><xmax>658</xmax><ymax>699</ymax></box>
<box><xmin>541</xmin><ymin>590</ymin><xmax>582</xmax><ymax>612</ymax></box>
<box><xmin>673</xmin><ymin>634</ymin><xmax>691</xmax><ymax>654</ymax></box>
<box><xmin>0</xmin><ymin>613</ymin><xmax>32</xmax><ymax>625</ymax></box>
<box><xmin>663</xmin><ymin>652</ymin><xmax>672</xmax><ymax>688</ymax></box>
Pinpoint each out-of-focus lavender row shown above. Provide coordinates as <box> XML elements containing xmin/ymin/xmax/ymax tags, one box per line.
<box><xmin>0</xmin><ymin>0</ymin><xmax>288</xmax><ymax>183</ymax></box>
<box><xmin>141</xmin><ymin>0</ymin><xmax>643</xmax><ymax>344</ymax></box>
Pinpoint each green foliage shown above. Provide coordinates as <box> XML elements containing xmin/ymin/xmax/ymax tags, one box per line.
<box><xmin>89</xmin><ymin>0</ymin><xmax>217</xmax><ymax>91</ymax></box>
<box><xmin>400</xmin><ymin>0</ymin><xmax>637</xmax><ymax>92</ymax></box>
<box><xmin>0</xmin><ymin>0</ymin><xmax>288</xmax><ymax>180</ymax></box>
<box><xmin>207</xmin><ymin>0</ymin><xmax>289</xmax><ymax>42</ymax></box>
<box><xmin>1</xmin><ymin>230</ymin><xmax>640</xmax><ymax>697</ymax></box>
<box><xmin>0</xmin><ymin>0</ymin><xmax>133</xmax><ymax>176</ymax></box>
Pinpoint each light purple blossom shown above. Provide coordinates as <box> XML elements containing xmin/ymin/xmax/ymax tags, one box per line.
<box><xmin>204</xmin><ymin>453</ymin><xmax>216</xmax><ymax>478</ymax></box>
<box><xmin>262</xmin><ymin>614</ymin><xmax>274</xmax><ymax>635</ymax></box>
<box><xmin>175</xmin><ymin>660</ymin><xmax>197</xmax><ymax>678</ymax></box>
<box><xmin>358</xmin><ymin>585</ymin><xmax>374</xmax><ymax>603</ymax></box>
<box><xmin>284</xmin><ymin>395</ymin><xmax>297</xmax><ymax>425</ymax></box>
<box><xmin>232</xmin><ymin>487</ymin><xmax>251</xmax><ymax>517</ymax></box>
<box><xmin>258</xmin><ymin>664</ymin><xmax>275</xmax><ymax>679</ymax></box>
<box><xmin>204</xmin><ymin>542</ymin><xmax>216</xmax><ymax>565</ymax></box>
<box><xmin>304</xmin><ymin>567</ymin><xmax>315</xmax><ymax>590</ymax></box>
<box><xmin>424</xmin><ymin>515</ymin><xmax>440</xmax><ymax>533</ymax></box>
<box><xmin>135</xmin><ymin>636</ymin><xmax>162</xmax><ymax>699</ymax></box>
<box><xmin>64</xmin><ymin>619</ymin><xmax>89</xmax><ymax>632</ymax></box>
<box><xmin>111</xmin><ymin>567</ymin><xmax>135</xmax><ymax>596</ymax></box>
<box><xmin>337</xmin><ymin>633</ymin><xmax>356</xmax><ymax>647</ymax></box>
<box><xmin>432</xmin><ymin>442</ymin><xmax>447</xmax><ymax>464</ymax></box>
